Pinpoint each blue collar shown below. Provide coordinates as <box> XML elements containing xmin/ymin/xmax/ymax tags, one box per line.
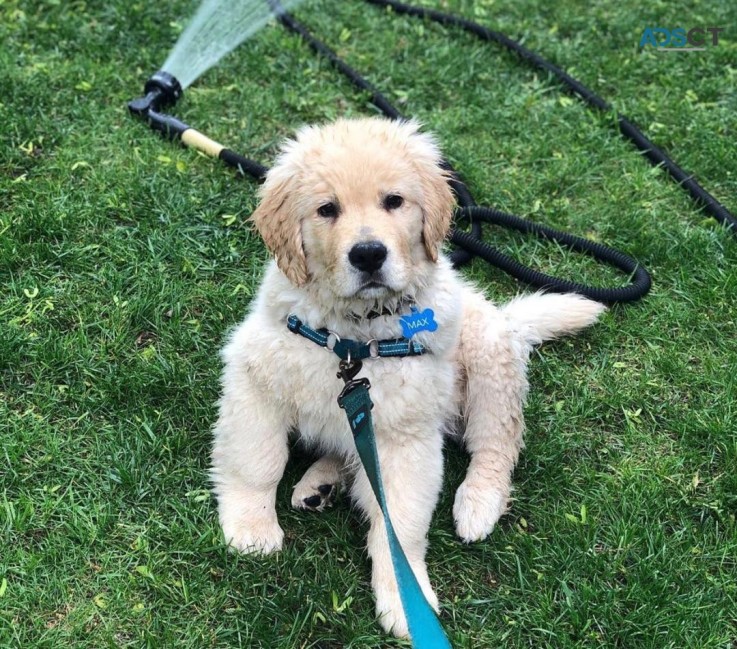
<box><xmin>287</xmin><ymin>315</ymin><xmax>427</xmax><ymax>361</ymax></box>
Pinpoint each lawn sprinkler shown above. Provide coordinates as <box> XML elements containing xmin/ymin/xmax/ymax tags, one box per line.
<box><xmin>128</xmin><ymin>69</ymin><xmax>267</xmax><ymax>178</ymax></box>
<box><xmin>127</xmin><ymin>71</ymin><xmax>188</xmax><ymax>140</ymax></box>
<box><xmin>128</xmin><ymin>70</ymin><xmax>182</xmax><ymax>117</ymax></box>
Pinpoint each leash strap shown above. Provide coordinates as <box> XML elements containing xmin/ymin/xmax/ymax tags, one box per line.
<box><xmin>338</xmin><ymin>379</ymin><xmax>452</xmax><ymax>649</ymax></box>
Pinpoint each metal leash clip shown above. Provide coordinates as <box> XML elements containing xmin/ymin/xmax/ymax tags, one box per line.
<box><xmin>336</xmin><ymin>355</ymin><xmax>371</xmax><ymax>404</ymax></box>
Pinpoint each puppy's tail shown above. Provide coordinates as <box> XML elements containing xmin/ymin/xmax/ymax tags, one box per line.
<box><xmin>502</xmin><ymin>292</ymin><xmax>606</xmax><ymax>346</ymax></box>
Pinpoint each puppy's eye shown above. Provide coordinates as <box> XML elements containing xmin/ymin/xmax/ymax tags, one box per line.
<box><xmin>317</xmin><ymin>202</ymin><xmax>339</xmax><ymax>218</ymax></box>
<box><xmin>383</xmin><ymin>194</ymin><xmax>404</xmax><ymax>211</ymax></box>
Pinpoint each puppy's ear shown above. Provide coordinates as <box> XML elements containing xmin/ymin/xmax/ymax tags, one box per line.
<box><xmin>251</xmin><ymin>167</ymin><xmax>309</xmax><ymax>286</ymax></box>
<box><xmin>405</xmin><ymin>124</ymin><xmax>456</xmax><ymax>262</ymax></box>
<box><xmin>419</xmin><ymin>162</ymin><xmax>455</xmax><ymax>262</ymax></box>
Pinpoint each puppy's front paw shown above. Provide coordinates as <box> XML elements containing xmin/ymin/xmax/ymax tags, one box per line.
<box><xmin>453</xmin><ymin>479</ymin><xmax>508</xmax><ymax>543</ymax></box>
<box><xmin>220</xmin><ymin>514</ymin><xmax>284</xmax><ymax>555</ymax></box>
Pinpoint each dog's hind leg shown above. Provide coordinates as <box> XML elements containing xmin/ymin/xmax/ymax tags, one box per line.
<box><xmin>454</xmin><ymin>291</ymin><xmax>604</xmax><ymax>543</ymax></box>
<box><xmin>453</xmin><ymin>296</ymin><xmax>528</xmax><ymax>543</ymax></box>
<box><xmin>292</xmin><ymin>454</ymin><xmax>344</xmax><ymax>512</ymax></box>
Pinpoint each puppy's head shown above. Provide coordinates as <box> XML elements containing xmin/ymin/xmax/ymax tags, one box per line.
<box><xmin>251</xmin><ymin>118</ymin><xmax>455</xmax><ymax>299</ymax></box>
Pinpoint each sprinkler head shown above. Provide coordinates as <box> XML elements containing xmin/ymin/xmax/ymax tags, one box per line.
<box><xmin>128</xmin><ymin>70</ymin><xmax>183</xmax><ymax>116</ymax></box>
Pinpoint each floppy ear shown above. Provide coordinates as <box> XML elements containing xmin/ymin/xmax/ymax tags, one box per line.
<box><xmin>250</xmin><ymin>168</ymin><xmax>309</xmax><ymax>286</ymax></box>
<box><xmin>403</xmin><ymin>123</ymin><xmax>456</xmax><ymax>262</ymax></box>
<box><xmin>419</xmin><ymin>162</ymin><xmax>455</xmax><ymax>262</ymax></box>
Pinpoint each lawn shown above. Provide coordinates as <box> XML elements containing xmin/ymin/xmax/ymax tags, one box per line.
<box><xmin>1</xmin><ymin>0</ymin><xmax>736</xmax><ymax>647</ymax></box>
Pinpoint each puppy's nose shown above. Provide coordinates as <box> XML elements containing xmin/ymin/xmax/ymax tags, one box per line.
<box><xmin>348</xmin><ymin>241</ymin><xmax>388</xmax><ymax>274</ymax></box>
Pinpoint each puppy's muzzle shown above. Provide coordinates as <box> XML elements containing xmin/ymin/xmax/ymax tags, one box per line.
<box><xmin>348</xmin><ymin>241</ymin><xmax>388</xmax><ymax>274</ymax></box>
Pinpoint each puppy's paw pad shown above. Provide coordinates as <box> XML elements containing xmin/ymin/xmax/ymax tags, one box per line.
<box><xmin>453</xmin><ymin>482</ymin><xmax>508</xmax><ymax>543</ymax></box>
<box><xmin>317</xmin><ymin>483</ymin><xmax>333</xmax><ymax>496</ymax></box>
<box><xmin>221</xmin><ymin>517</ymin><xmax>284</xmax><ymax>555</ymax></box>
<box><xmin>291</xmin><ymin>482</ymin><xmax>338</xmax><ymax>512</ymax></box>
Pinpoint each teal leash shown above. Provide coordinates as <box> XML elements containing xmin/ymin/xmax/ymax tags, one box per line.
<box><xmin>287</xmin><ymin>315</ymin><xmax>452</xmax><ymax>646</ymax></box>
<box><xmin>336</xmin><ymin>358</ymin><xmax>452</xmax><ymax>649</ymax></box>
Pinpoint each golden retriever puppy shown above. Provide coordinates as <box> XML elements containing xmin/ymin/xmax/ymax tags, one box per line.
<box><xmin>211</xmin><ymin>117</ymin><xmax>604</xmax><ymax>637</ymax></box>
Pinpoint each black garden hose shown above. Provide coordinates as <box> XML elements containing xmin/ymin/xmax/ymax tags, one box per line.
<box><xmin>452</xmin><ymin>207</ymin><xmax>651</xmax><ymax>304</ymax></box>
<box><xmin>365</xmin><ymin>0</ymin><xmax>736</xmax><ymax>234</ymax></box>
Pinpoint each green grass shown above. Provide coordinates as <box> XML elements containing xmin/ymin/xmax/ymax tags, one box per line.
<box><xmin>2</xmin><ymin>0</ymin><xmax>736</xmax><ymax>646</ymax></box>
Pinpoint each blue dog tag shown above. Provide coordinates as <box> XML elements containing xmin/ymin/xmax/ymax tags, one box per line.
<box><xmin>399</xmin><ymin>306</ymin><xmax>438</xmax><ymax>339</ymax></box>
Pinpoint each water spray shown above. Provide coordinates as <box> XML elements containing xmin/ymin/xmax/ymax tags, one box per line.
<box><xmin>127</xmin><ymin>0</ymin><xmax>309</xmax><ymax>176</ymax></box>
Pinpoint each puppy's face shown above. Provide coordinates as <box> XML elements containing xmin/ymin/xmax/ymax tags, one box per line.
<box><xmin>252</xmin><ymin>118</ymin><xmax>455</xmax><ymax>300</ymax></box>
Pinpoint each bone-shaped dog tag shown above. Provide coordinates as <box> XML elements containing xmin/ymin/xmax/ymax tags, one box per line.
<box><xmin>399</xmin><ymin>306</ymin><xmax>438</xmax><ymax>338</ymax></box>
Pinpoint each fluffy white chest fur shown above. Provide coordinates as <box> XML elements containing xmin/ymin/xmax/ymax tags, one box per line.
<box><xmin>221</xmin><ymin>259</ymin><xmax>463</xmax><ymax>456</ymax></box>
